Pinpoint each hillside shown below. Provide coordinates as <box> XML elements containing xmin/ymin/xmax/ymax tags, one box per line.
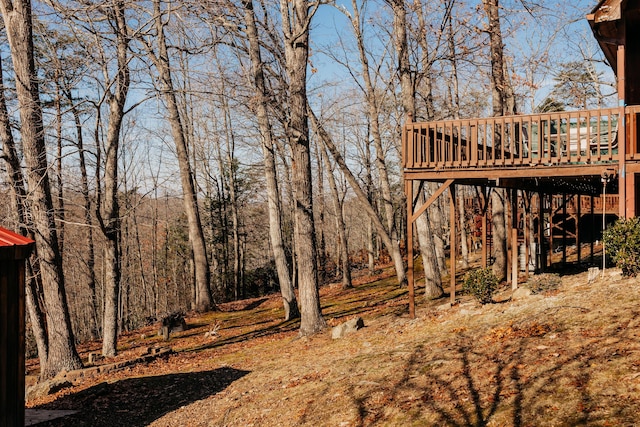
<box><xmin>27</xmin><ymin>265</ymin><xmax>640</xmax><ymax>426</ymax></box>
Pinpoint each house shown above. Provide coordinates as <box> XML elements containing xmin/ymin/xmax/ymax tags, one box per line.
<box><xmin>402</xmin><ymin>0</ymin><xmax>640</xmax><ymax>316</ymax></box>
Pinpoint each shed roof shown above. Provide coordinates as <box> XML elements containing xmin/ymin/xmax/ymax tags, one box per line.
<box><xmin>0</xmin><ymin>227</ymin><xmax>34</xmax><ymax>247</ymax></box>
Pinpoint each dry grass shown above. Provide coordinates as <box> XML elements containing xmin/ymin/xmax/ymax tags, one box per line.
<box><xmin>29</xmin><ymin>264</ymin><xmax>640</xmax><ymax>427</ymax></box>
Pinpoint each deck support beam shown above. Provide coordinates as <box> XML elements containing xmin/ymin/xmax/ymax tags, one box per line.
<box><xmin>577</xmin><ymin>196</ymin><xmax>582</xmax><ymax>265</ymax></box>
<box><xmin>411</xmin><ymin>179</ymin><xmax>454</xmax><ymax>223</ymax></box>
<box><xmin>590</xmin><ymin>196</ymin><xmax>595</xmax><ymax>263</ymax></box>
<box><xmin>450</xmin><ymin>184</ymin><xmax>457</xmax><ymax>304</ymax></box>
<box><xmin>627</xmin><ymin>172</ymin><xmax>637</xmax><ymax>218</ymax></box>
<box><xmin>481</xmin><ymin>188</ymin><xmax>489</xmax><ymax>269</ymax></box>
<box><xmin>406</xmin><ymin>180</ymin><xmax>415</xmax><ymax>319</ymax></box>
<box><xmin>538</xmin><ymin>192</ymin><xmax>547</xmax><ymax>272</ymax></box>
<box><xmin>618</xmin><ymin>44</ymin><xmax>627</xmax><ymax>219</ymax></box>
<box><xmin>511</xmin><ymin>189</ymin><xmax>518</xmax><ymax>290</ymax></box>
<box><xmin>524</xmin><ymin>193</ymin><xmax>531</xmax><ymax>280</ymax></box>
<box><xmin>563</xmin><ymin>194</ymin><xmax>568</xmax><ymax>268</ymax></box>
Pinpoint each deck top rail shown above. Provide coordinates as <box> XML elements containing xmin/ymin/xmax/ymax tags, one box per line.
<box><xmin>403</xmin><ymin>106</ymin><xmax>640</xmax><ymax>171</ymax></box>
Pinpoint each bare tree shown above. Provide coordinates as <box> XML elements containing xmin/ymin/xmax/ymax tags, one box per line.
<box><xmin>85</xmin><ymin>0</ymin><xmax>132</xmax><ymax>357</ymax></box>
<box><xmin>340</xmin><ymin>0</ymin><xmax>406</xmax><ymax>285</ymax></box>
<box><xmin>242</xmin><ymin>0</ymin><xmax>300</xmax><ymax>319</ymax></box>
<box><xmin>308</xmin><ymin>104</ymin><xmax>402</xmax><ymax>285</ymax></box>
<box><xmin>64</xmin><ymin>87</ymin><xmax>100</xmax><ymax>339</ymax></box>
<box><xmin>0</xmin><ymin>53</ymin><xmax>50</xmax><ymax>377</ymax></box>
<box><xmin>318</xmin><ymin>137</ymin><xmax>352</xmax><ymax>289</ymax></box>
<box><xmin>482</xmin><ymin>0</ymin><xmax>515</xmax><ymax>281</ymax></box>
<box><xmin>140</xmin><ymin>0</ymin><xmax>214</xmax><ymax>312</ymax></box>
<box><xmin>445</xmin><ymin>2</ymin><xmax>470</xmax><ymax>269</ymax></box>
<box><xmin>280</xmin><ymin>0</ymin><xmax>326</xmax><ymax>335</ymax></box>
<box><xmin>386</xmin><ymin>0</ymin><xmax>443</xmax><ymax>297</ymax></box>
<box><xmin>0</xmin><ymin>0</ymin><xmax>82</xmax><ymax>378</ymax></box>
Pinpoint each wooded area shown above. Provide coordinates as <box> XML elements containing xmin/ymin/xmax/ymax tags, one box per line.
<box><xmin>0</xmin><ymin>0</ymin><xmax>615</xmax><ymax>380</ymax></box>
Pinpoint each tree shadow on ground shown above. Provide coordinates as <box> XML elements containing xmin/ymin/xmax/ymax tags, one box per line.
<box><xmin>346</xmin><ymin>314</ymin><xmax>640</xmax><ymax>426</ymax></box>
<box><xmin>220</xmin><ymin>297</ymin><xmax>269</xmax><ymax>312</ymax></box>
<box><xmin>191</xmin><ymin>282</ymin><xmax>409</xmax><ymax>352</ymax></box>
<box><xmin>188</xmin><ymin>319</ymin><xmax>300</xmax><ymax>352</ymax></box>
<box><xmin>34</xmin><ymin>367</ymin><xmax>249</xmax><ymax>427</ymax></box>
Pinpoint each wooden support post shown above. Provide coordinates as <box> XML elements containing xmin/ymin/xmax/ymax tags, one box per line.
<box><xmin>538</xmin><ymin>193</ymin><xmax>547</xmax><ymax>271</ymax></box>
<box><xmin>481</xmin><ymin>188</ymin><xmax>488</xmax><ymax>269</ymax></box>
<box><xmin>590</xmin><ymin>196</ymin><xmax>595</xmax><ymax>263</ymax></box>
<box><xmin>627</xmin><ymin>171</ymin><xmax>636</xmax><ymax>218</ymax></box>
<box><xmin>406</xmin><ymin>180</ymin><xmax>415</xmax><ymax>319</ymax></box>
<box><xmin>511</xmin><ymin>189</ymin><xmax>518</xmax><ymax>290</ymax></box>
<box><xmin>506</xmin><ymin>191</ymin><xmax>512</xmax><ymax>287</ymax></box>
<box><xmin>618</xmin><ymin>44</ymin><xmax>627</xmax><ymax>219</ymax></box>
<box><xmin>450</xmin><ymin>184</ymin><xmax>457</xmax><ymax>304</ymax></box>
<box><xmin>549</xmin><ymin>194</ymin><xmax>554</xmax><ymax>267</ymax></box>
<box><xmin>562</xmin><ymin>194</ymin><xmax>567</xmax><ymax>268</ymax></box>
<box><xmin>577</xmin><ymin>196</ymin><xmax>581</xmax><ymax>265</ymax></box>
<box><xmin>524</xmin><ymin>193</ymin><xmax>530</xmax><ymax>279</ymax></box>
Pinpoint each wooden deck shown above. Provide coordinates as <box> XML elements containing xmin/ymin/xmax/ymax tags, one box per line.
<box><xmin>403</xmin><ymin>106</ymin><xmax>640</xmax><ymax>196</ymax></box>
<box><xmin>402</xmin><ymin>105</ymin><xmax>640</xmax><ymax>318</ymax></box>
<box><xmin>401</xmin><ymin>2</ymin><xmax>640</xmax><ymax>318</ymax></box>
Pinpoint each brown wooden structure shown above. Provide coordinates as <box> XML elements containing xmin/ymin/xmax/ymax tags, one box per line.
<box><xmin>0</xmin><ymin>227</ymin><xmax>34</xmax><ymax>427</ymax></box>
<box><xmin>403</xmin><ymin>0</ymin><xmax>640</xmax><ymax>317</ymax></box>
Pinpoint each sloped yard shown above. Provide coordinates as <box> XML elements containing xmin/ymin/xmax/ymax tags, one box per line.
<box><xmin>28</xmin><ymin>265</ymin><xmax>640</xmax><ymax>426</ymax></box>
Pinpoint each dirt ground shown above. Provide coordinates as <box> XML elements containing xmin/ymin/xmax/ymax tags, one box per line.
<box><xmin>28</xmin><ymin>264</ymin><xmax>640</xmax><ymax>426</ymax></box>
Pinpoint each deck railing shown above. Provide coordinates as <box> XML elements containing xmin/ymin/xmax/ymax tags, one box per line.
<box><xmin>579</xmin><ymin>194</ymin><xmax>619</xmax><ymax>213</ymax></box>
<box><xmin>549</xmin><ymin>194</ymin><xmax>619</xmax><ymax>214</ymax></box>
<box><xmin>466</xmin><ymin>194</ymin><xmax>619</xmax><ymax>215</ymax></box>
<box><xmin>403</xmin><ymin>106</ymin><xmax>640</xmax><ymax>170</ymax></box>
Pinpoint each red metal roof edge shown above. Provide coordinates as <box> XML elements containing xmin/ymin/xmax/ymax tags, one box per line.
<box><xmin>0</xmin><ymin>227</ymin><xmax>35</xmax><ymax>247</ymax></box>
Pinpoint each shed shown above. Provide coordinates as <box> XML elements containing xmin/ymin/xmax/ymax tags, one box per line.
<box><xmin>0</xmin><ymin>227</ymin><xmax>35</xmax><ymax>427</ymax></box>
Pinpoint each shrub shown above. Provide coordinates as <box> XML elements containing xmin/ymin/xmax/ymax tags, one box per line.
<box><xmin>603</xmin><ymin>217</ymin><xmax>640</xmax><ymax>277</ymax></box>
<box><xmin>462</xmin><ymin>268</ymin><xmax>499</xmax><ymax>304</ymax></box>
<box><xmin>525</xmin><ymin>273</ymin><xmax>561</xmax><ymax>294</ymax></box>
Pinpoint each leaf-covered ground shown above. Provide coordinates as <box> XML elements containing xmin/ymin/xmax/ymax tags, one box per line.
<box><xmin>28</xmin><ymin>262</ymin><xmax>640</xmax><ymax>426</ymax></box>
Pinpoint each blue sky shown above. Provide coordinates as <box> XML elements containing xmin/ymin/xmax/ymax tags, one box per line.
<box><xmin>307</xmin><ymin>0</ymin><xmax>616</xmax><ymax>114</ymax></box>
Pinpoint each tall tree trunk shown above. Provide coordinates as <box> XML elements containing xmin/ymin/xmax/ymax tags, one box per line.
<box><xmin>415</xmin><ymin>189</ymin><xmax>443</xmax><ymax>298</ymax></box>
<box><xmin>388</xmin><ymin>0</ymin><xmax>441</xmax><ymax>293</ymax></box>
<box><xmin>243</xmin><ymin>0</ymin><xmax>299</xmax><ymax>320</ymax></box>
<box><xmin>145</xmin><ymin>0</ymin><xmax>214</xmax><ymax>312</ymax></box>
<box><xmin>320</xmin><ymin>144</ymin><xmax>352</xmax><ymax>289</ymax></box>
<box><xmin>308</xmin><ymin>106</ymin><xmax>403</xmax><ymax>283</ymax></box>
<box><xmin>314</xmin><ymin>142</ymin><xmax>327</xmax><ymax>282</ymax></box>
<box><xmin>280</xmin><ymin>0</ymin><xmax>325</xmax><ymax>335</ymax></box>
<box><xmin>367</xmin><ymin>219</ymin><xmax>375</xmax><ymax>273</ymax></box>
<box><xmin>430</xmin><ymin>188</ymin><xmax>448</xmax><ymax>274</ymax></box>
<box><xmin>65</xmin><ymin>88</ymin><xmax>100</xmax><ymax>339</ymax></box>
<box><xmin>228</xmin><ymin>155</ymin><xmax>242</xmax><ymax>300</ymax></box>
<box><xmin>413</xmin><ymin>0</ymin><xmax>436</xmax><ymax>122</ymax></box>
<box><xmin>0</xmin><ymin>54</ymin><xmax>49</xmax><ymax>376</ymax></box>
<box><xmin>216</xmin><ymin>79</ymin><xmax>242</xmax><ymax>301</ymax></box>
<box><xmin>54</xmin><ymin>79</ymin><xmax>65</xmax><ymax>256</ymax></box>
<box><xmin>0</xmin><ymin>0</ymin><xmax>82</xmax><ymax>378</ymax></box>
<box><xmin>100</xmin><ymin>94</ymin><xmax>123</xmax><ymax>358</ymax></box>
<box><xmin>482</xmin><ymin>0</ymin><xmax>515</xmax><ymax>281</ymax></box>
<box><xmin>348</xmin><ymin>0</ymin><xmax>406</xmax><ymax>285</ymax></box>
<box><xmin>213</xmin><ymin>175</ymin><xmax>230</xmax><ymax>295</ymax></box>
<box><xmin>363</xmin><ymin>142</ymin><xmax>376</xmax><ymax>274</ymax></box>
<box><xmin>97</xmin><ymin>0</ymin><xmax>130</xmax><ymax>357</ymax></box>
<box><xmin>490</xmin><ymin>190</ymin><xmax>508</xmax><ymax>280</ymax></box>
<box><xmin>447</xmin><ymin>11</ymin><xmax>470</xmax><ymax>269</ymax></box>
